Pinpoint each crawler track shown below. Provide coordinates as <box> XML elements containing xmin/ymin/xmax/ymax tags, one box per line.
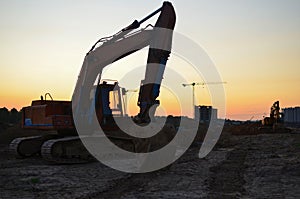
<box><xmin>9</xmin><ymin>135</ymin><xmax>57</xmax><ymax>158</ymax></box>
<box><xmin>41</xmin><ymin>136</ymin><xmax>95</xmax><ymax>164</ymax></box>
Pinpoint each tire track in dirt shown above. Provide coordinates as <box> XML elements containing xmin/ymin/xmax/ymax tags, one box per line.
<box><xmin>87</xmin><ymin>171</ymin><xmax>167</xmax><ymax>199</ymax></box>
<box><xmin>208</xmin><ymin>147</ymin><xmax>247</xmax><ymax>198</ymax></box>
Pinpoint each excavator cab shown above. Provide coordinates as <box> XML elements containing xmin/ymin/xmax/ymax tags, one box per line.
<box><xmin>94</xmin><ymin>80</ymin><xmax>126</xmax><ymax>130</ymax></box>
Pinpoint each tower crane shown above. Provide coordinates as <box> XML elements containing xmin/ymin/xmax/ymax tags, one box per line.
<box><xmin>182</xmin><ymin>82</ymin><xmax>227</xmax><ymax>118</ymax></box>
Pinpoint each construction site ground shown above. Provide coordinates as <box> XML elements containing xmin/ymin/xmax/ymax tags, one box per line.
<box><xmin>0</xmin><ymin>124</ymin><xmax>300</xmax><ymax>199</ymax></box>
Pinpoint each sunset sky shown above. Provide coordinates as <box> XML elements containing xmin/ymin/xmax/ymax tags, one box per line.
<box><xmin>0</xmin><ymin>0</ymin><xmax>299</xmax><ymax>120</ymax></box>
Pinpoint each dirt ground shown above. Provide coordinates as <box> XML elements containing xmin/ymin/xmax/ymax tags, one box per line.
<box><xmin>0</xmin><ymin>125</ymin><xmax>300</xmax><ymax>199</ymax></box>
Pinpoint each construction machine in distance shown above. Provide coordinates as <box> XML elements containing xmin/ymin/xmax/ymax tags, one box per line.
<box><xmin>259</xmin><ymin>101</ymin><xmax>290</xmax><ymax>133</ymax></box>
<box><xmin>262</xmin><ymin>101</ymin><xmax>283</xmax><ymax>126</ymax></box>
<box><xmin>10</xmin><ymin>2</ymin><xmax>177</xmax><ymax>164</ymax></box>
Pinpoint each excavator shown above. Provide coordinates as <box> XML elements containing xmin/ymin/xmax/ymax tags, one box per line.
<box><xmin>262</xmin><ymin>101</ymin><xmax>283</xmax><ymax>126</ymax></box>
<box><xmin>10</xmin><ymin>2</ymin><xmax>177</xmax><ymax>164</ymax></box>
<box><xmin>259</xmin><ymin>101</ymin><xmax>290</xmax><ymax>133</ymax></box>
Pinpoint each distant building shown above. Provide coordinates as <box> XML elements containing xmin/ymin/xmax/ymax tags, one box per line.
<box><xmin>283</xmin><ymin>107</ymin><xmax>300</xmax><ymax>124</ymax></box>
<box><xmin>195</xmin><ymin>105</ymin><xmax>217</xmax><ymax>122</ymax></box>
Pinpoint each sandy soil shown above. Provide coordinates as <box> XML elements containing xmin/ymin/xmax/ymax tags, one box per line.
<box><xmin>0</xmin><ymin>126</ymin><xmax>300</xmax><ymax>198</ymax></box>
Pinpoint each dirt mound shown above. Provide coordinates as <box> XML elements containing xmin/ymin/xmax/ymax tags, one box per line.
<box><xmin>227</xmin><ymin>122</ymin><xmax>261</xmax><ymax>135</ymax></box>
<box><xmin>226</xmin><ymin>122</ymin><xmax>291</xmax><ymax>136</ymax></box>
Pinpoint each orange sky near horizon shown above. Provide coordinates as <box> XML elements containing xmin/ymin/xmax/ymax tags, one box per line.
<box><xmin>1</xmin><ymin>0</ymin><xmax>300</xmax><ymax>121</ymax></box>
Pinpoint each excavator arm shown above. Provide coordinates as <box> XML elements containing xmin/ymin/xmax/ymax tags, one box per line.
<box><xmin>135</xmin><ymin>2</ymin><xmax>176</xmax><ymax>123</ymax></box>
<box><xmin>73</xmin><ymin>1</ymin><xmax>176</xmax><ymax>124</ymax></box>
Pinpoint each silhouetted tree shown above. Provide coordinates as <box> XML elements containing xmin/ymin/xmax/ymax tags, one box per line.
<box><xmin>0</xmin><ymin>107</ymin><xmax>22</xmax><ymax>124</ymax></box>
<box><xmin>0</xmin><ymin>107</ymin><xmax>9</xmax><ymax>123</ymax></box>
<box><xmin>9</xmin><ymin>108</ymin><xmax>21</xmax><ymax>123</ymax></box>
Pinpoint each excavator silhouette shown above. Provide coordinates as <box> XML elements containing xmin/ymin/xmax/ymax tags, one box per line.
<box><xmin>262</xmin><ymin>101</ymin><xmax>283</xmax><ymax>126</ymax></box>
<box><xmin>10</xmin><ymin>2</ymin><xmax>177</xmax><ymax>164</ymax></box>
<box><xmin>259</xmin><ymin>101</ymin><xmax>291</xmax><ymax>134</ymax></box>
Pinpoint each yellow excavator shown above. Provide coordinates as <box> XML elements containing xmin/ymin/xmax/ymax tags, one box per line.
<box><xmin>10</xmin><ymin>2</ymin><xmax>177</xmax><ymax>164</ymax></box>
<box><xmin>262</xmin><ymin>101</ymin><xmax>282</xmax><ymax>126</ymax></box>
<box><xmin>260</xmin><ymin>101</ymin><xmax>291</xmax><ymax>133</ymax></box>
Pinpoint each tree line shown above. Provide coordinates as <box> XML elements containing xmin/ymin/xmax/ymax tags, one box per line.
<box><xmin>0</xmin><ymin>107</ymin><xmax>22</xmax><ymax>124</ymax></box>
